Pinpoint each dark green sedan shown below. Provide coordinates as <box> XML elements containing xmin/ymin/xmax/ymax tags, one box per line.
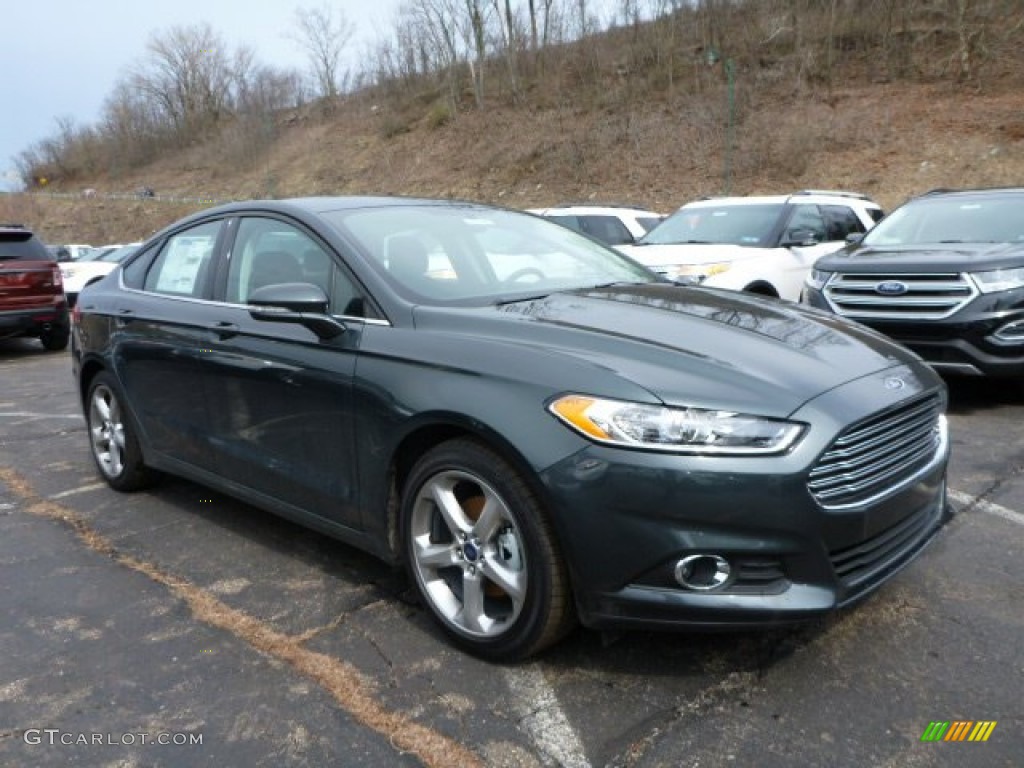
<box><xmin>72</xmin><ymin>197</ymin><xmax>951</xmax><ymax>660</ymax></box>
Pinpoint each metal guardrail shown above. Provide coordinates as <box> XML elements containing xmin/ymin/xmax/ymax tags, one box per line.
<box><xmin>24</xmin><ymin>190</ymin><xmax>235</xmax><ymax>206</ymax></box>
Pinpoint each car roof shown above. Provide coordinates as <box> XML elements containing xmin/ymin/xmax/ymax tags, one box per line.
<box><xmin>531</xmin><ymin>204</ymin><xmax>662</xmax><ymax>216</ymax></box>
<box><xmin>917</xmin><ymin>186</ymin><xmax>1024</xmax><ymax>200</ymax></box>
<box><xmin>213</xmin><ymin>196</ymin><xmax>487</xmax><ymax>215</ymax></box>
<box><xmin>682</xmin><ymin>190</ymin><xmax>879</xmax><ymax>209</ymax></box>
<box><xmin>135</xmin><ymin>197</ymin><xmax>516</xmax><ymax>250</ymax></box>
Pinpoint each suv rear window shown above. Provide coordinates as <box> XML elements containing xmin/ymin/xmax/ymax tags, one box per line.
<box><xmin>0</xmin><ymin>227</ymin><xmax>53</xmax><ymax>261</ymax></box>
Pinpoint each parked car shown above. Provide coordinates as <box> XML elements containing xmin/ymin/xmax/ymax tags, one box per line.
<box><xmin>72</xmin><ymin>197</ymin><xmax>950</xmax><ymax>659</ymax></box>
<box><xmin>529</xmin><ymin>204</ymin><xmax>664</xmax><ymax>247</ymax></box>
<box><xmin>803</xmin><ymin>187</ymin><xmax>1024</xmax><ymax>378</ymax></box>
<box><xmin>618</xmin><ymin>191</ymin><xmax>883</xmax><ymax>301</ymax></box>
<box><xmin>61</xmin><ymin>243</ymin><xmax>140</xmax><ymax>307</ymax></box>
<box><xmin>0</xmin><ymin>224</ymin><xmax>70</xmax><ymax>350</ymax></box>
<box><xmin>63</xmin><ymin>243</ymin><xmax>97</xmax><ymax>261</ymax></box>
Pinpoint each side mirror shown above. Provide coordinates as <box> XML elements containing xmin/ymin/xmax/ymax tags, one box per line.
<box><xmin>781</xmin><ymin>228</ymin><xmax>820</xmax><ymax>247</ymax></box>
<box><xmin>845</xmin><ymin>232</ymin><xmax>864</xmax><ymax>245</ymax></box>
<box><xmin>248</xmin><ymin>282</ymin><xmax>345</xmax><ymax>340</ymax></box>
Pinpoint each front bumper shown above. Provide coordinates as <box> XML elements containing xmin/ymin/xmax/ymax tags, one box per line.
<box><xmin>803</xmin><ymin>287</ymin><xmax>1024</xmax><ymax>377</ymax></box>
<box><xmin>540</xmin><ymin>369</ymin><xmax>951</xmax><ymax>631</ymax></box>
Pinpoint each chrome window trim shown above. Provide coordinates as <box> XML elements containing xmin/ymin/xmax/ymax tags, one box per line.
<box><xmin>116</xmin><ymin>272</ymin><xmax>393</xmax><ymax>326</ymax></box>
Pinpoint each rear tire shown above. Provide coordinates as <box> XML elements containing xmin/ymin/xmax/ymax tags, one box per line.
<box><xmin>402</xmin><ymin>439</ymin><xmax>576</xmax><ymax>660</ymax></box>
<box><xmin>86</xmin><ymin>372</ymin><xmax>158</xmax><ymax>491</ymax></box>
<box><xmin>39</xmin><ymin>326</ymin><xmax>69</xmax><ymax>351</ymax></box>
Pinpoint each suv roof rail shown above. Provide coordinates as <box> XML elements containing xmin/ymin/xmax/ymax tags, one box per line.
<box><xmin>791</xmin><ymin>189</ymin><xmax>871</xmax><ymax>201</ymax></box>
<box><xmin>550</xmin><ymin>202</ymin><xmax>654</xmax><ymax>211</ymax></box>
<box><xmin>0</xmin><ymin>223</ymin><xmax>27</xmax><ymax>229</ymax></box>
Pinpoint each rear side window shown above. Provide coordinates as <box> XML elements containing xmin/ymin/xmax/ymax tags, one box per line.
<box><xmin>0</xmin><ymin>229</ymin><xmax>52</xmax><ymax>261</ymax></box>
<box><xmin>143</xmin><ymin>221</ymin><xmax>222</xmax><ymax>298</ymax></box>
<box><xmin>549</xmin><ymin>215</ymin><xmax>634</xmax><ymax>246</ymax></box>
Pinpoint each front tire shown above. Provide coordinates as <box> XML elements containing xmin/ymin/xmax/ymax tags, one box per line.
<box><xmin>86</xmin><ymin>372</ymin><xmax>158</xmax><ymax>491</ymax></box>
<box><xmin>402</xmin><ymin>439</ymin><xmax>575</xmax><ymax>660</ymax></box>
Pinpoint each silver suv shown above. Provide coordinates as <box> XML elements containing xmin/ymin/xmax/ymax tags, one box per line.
<box><xmin>618</xmin><ymin>191</ymin><xmax>883</xmax><ymax>301</ymax></box>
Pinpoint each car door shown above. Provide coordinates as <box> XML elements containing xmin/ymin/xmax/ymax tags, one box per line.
<box><xmin>196</xmin><ymin>215</ymin><xmax>365</xmax><ymax>531</ymax></box>
<box><xmin>112</xmin><ymin>220</ymin><xmax>225</xmax><ymax>470</ymax></box>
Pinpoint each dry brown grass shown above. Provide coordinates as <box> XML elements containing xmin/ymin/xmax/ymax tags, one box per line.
<box><xmin>0</xmin><ymin>467</ymin><xmax>485</xmax><ymax>767</ymax></box>
<box><xmin>16</xmin><ymin>11</ymin><xmax>1024</xmax><ymax>243</ymax></box>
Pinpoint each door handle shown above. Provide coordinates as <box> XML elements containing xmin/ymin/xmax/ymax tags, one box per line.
<box><xmin>211</xmin><ymin>321</ymin><xmax>240</xmax><ymax>340</ymax></box>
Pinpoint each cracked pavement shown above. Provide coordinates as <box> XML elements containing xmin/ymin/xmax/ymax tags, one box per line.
<box><xmin>1</xmin><ymin>340</ymin><xmax>1021</xmax><ymax>767</ymax></box>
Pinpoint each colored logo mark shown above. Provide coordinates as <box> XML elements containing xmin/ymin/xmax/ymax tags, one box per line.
<box><xmin>920</xmin><ymin>721</ymin><xmax>997</xmax><ymax>742</ymax></box>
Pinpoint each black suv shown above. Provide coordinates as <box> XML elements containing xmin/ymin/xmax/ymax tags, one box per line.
<box><xmin>803</xmin><ymin>188</ymin><xmax>1024</xmax><ymax>377</ymax></box>
<box><xmin>0</xmin><ymin>225</ymin><xmax>70</xmax><ymax>350</ymax></box>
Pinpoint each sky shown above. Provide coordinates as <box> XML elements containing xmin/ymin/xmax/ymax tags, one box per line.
<box><xmin>0</xmin><ymin>0</ymin><xmax>404</xmax><ymax>191</ymax></box>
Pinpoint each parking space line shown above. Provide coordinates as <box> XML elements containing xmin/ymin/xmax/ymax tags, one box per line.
<box><xmin>48</xmin><ymin>482</ymin><xmax>108</xmax><ymax>500</ymax></box>
<box><xmin>503</xmin><ymin>664</ymin><xmax>591</xmax><ymax>768</ymax></box>
<box><xmin>950</xmin><ymin>489</ymin><xmax>1024</xmax><ymax>526</ymax></box>
<box><xmin>0</xmin><ymin>412</ymin><xmax>82</xmax><ymax>419</ymax></box>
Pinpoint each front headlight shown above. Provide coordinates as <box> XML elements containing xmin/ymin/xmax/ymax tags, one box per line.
<box><xmin>548</xmin><ymin>395</ymin><xmax>805</xmax><ymax>455</ymax></box>
<box><xmin>971</xmin><ymin>267</ymin><xmax>1024</xmax><ymax>294</ymax></box>
<box><xmin>658</xmin><ymin>262</ymin><xmax>732</xmax><ymax>284</ymax></box>
<box><xmin>805</xmin><ymin>269</ymin><xmax>833</xmax><ymax>290</ymax></box>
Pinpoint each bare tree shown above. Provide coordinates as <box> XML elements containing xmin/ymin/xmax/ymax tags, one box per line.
<box><xmin>129</xmin><ymin>23</ymin><xmax>235</xmax><ymax>142</ymax></box>
<box><xmin>291</xmin><ymin>4</ymin><xmax>356</xmax><ymax>101</ymax></box>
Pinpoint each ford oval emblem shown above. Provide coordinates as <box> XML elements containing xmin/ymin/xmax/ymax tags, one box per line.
<box><xmin>884</xmin><ymin>376</ymin><xmax>906</xmax><ymax>390</ymax></box>
<box><xmin>876</xmin><ymin>280</ymin><xmax>909</xmax><ymax>296</ymax></box>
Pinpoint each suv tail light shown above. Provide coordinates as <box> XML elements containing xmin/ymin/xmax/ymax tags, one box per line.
<box><xmin>52</xmin><ymin>265</ymin><xmax>64</xmax><ymax>288</ymax></box>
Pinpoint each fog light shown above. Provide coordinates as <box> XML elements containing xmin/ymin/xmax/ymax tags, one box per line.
<box><xmin>674</xmin><ymin>554</ymin><xmax>732</xmax><ymax>591</ymax></box>
<box><xmin>992</xmin><ymin>319</ymin><xmax>1024</xmax><ymax>343</ymax></box>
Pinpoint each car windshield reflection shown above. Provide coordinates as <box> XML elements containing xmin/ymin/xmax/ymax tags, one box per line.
<box><xmin>321</xmin><ymin>206</ymin><xmax>658</xmax><ymax>304</ymax></box>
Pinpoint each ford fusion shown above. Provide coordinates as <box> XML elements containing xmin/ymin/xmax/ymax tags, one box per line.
<box><xmin>72</xmin><ymin>197</ymin><xmax>951</xmax><ymax>660</ymax></box>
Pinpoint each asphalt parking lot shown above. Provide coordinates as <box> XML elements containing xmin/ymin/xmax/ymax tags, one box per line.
<box><xmin>1</xmin><ymin>339</ymin><xmax>1021</xmax><ymax>768</ymax></box>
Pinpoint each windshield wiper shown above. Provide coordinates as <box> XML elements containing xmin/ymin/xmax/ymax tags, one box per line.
<box><xmin>493</xmin><ymin>292</ymin><xmax>552</xmax><ymax>306</ymax></box>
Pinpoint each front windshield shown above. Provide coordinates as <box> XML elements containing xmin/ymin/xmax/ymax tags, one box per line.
<box><xmin>321</xmin><ymin>205</ymin><xmax>658</xmax><ymax>304</ymax></box>
<box><xmin>640</xmin><ymin>203</ymin><xmax>785</xmax><ymax>246</ymax></box>
<box><xmin>864</xmin><ymin>195</ymin><xmax>1024</xmax><ymax>246</ymax></box>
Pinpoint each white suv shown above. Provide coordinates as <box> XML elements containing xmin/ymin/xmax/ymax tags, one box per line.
<box><xmin>529</xmin><ymin>204</ymin><xmax>665</xmax><ymax>247</ymax></box>
<box><xmin>617</xmin><ymin>191</ymin><xmax>883</xmax><ymax>301</ymax></box>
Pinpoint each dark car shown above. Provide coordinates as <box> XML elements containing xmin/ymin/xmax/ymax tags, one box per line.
<box><xmin>0</xmin><ymin>224</ymin><xmax>71</xmax><ymax>350</ymax></box>
<box><xmin>803</xmin><ymin>187</ymin><xmax>1024</xmax><ymax>378</ymax></box>
<box><xmin>72</xmin><ymin>197</ymin><xmax>951</xmax><ymax>659</ymax></box>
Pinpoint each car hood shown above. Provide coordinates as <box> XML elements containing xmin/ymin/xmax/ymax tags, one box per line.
<box><xmin>816</xmin><ymin>241</ymin><xmax>1024</xmax><ymax>272</ymax></box>
<box><xmin>619</xmin><ymin>242</ymin><xmax>764</xmax><ymax>267</ymax></box>
<box><xmin>413</xmin><ymin>284</ymin><xmax>927</xmax><ymax>418</ymax></box>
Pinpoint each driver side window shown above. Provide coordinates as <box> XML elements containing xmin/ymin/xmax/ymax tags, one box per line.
<box><xmin>786</xmin><ymin>205</ymin><xmax>827</xmax><ymax>243</ymax></box>
<box><xmin>227</xmin><ymin>217</ymin><xmax>364</xmax><ymax>315</ymax></box>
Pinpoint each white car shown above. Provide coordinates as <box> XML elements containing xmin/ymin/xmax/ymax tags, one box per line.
<box><xmin>529</xmin><ymin>204</ymin><xmax>665</xmax><ymax>247</ymax></box>
<box><xmin>618</xmin><ymin>191</ymin><xmax>883</xmax><ymax>301</ymax></box>
<box><xmin>61</xmin><ymin>243</ymin><xmax>140</xmax><ymax>307</ymax></box>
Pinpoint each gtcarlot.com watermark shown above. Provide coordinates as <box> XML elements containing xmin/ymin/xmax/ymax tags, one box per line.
<box><xmin>24</xmin><ymin>729</ymin><xmax>203</xmax><ymax>747</ymax></box>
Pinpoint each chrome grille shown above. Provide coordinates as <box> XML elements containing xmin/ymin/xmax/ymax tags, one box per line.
<box><xmin>808</xmin><ymin>393</ymin><xmax>943</xmax><ymax>508</ymax></box>
<box><xmin>823</xmin><ymin>272</ymin><xmax>976</xmax><ymax>319</ymax></box>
